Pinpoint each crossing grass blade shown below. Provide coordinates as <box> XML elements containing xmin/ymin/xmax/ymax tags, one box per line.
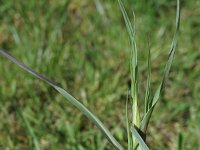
<box><xmin>141</xmin><ymin>0</ymin><xmax>180</xmax><ymax>133</ymax></box>
<box><xmin>131</xmin><ymin>126</ymin><xmax>149</xmax><ymax>150</ymax></box>
<box><xmin>53</xmin><ymin>86</ymin><xmax>123</xmax><ymax>150</ymax></box>
<box><xmin>0</xmin><ymin>49</ymin><xmax>123</xmax><ymax>150</ymax></box>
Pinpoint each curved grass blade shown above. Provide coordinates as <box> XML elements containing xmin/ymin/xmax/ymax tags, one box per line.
<box><xmin>131</xmin><ymin>126</ymin><xmax>149</xmax><ymax>150</ymax></box>
<box><xmin>141</xmin><ymin>0</ymin><xmax>180</xmax><ymax>133</ymax></box>
<box><xmin>54</xmin><ymin>86</ymin><xmax>123</xmax><ymax>150</ymax></box>
<box><xmin>0</xmin><ymin>49</ymin><xmax>123</xmax><ymax>150</ymax></box>
<box><xmin>152</xmin><ymin>0</ymin><xmax>180</xmax><ymax>107</ymax></box>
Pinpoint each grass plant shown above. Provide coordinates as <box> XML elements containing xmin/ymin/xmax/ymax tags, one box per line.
<box><xmin>0</xmin><ymin>0</ymin><xmax>184</xmax><ymax>149</ymax></box>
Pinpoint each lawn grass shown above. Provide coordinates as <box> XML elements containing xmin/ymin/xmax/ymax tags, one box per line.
<box><xmin>0</xmin><ymin>0</ymin><xmax>200</xmax><ymax>149</ymax></box>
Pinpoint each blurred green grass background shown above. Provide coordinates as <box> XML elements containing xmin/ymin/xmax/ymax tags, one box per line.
<box><xmin>0</xmin><ymin>0</ymin><xmax>199</xmax><ymax>149</ymax></box>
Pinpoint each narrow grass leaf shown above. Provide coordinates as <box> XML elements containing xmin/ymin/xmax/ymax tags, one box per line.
<box><xmin>118</xmin><ymin>0</ymin><xmax>138</xmax><ymax>99</ymax></box>
<box><xmin>152</xmin><ymin>0</ymin><xmax>180</xmax><ymax>107</ymax></box>
<box><xmin>141</xmin><ymin>0</ymin><xmax>180</xmax><ymax>133</ymax></box>
<box><xmin>0</xmin><ymin>49</ymin><xmax>123</xmax><ymax>150</ymax></box>
<box><xmin>144</xmin><ymin>43</ymin><xmax>151</xmax><ymax>113</ymax></box>
<box><xmin>178</xmin><ymin>133</ymin><xmax>183</xmax><ymax>150</ymax></box>
<box><xmin>131</xmin><ymin>126</ymin><xmax>149</xmax><ymax>150</ymax></box>
<box><xmin>54</xmin><ymin>86</ymin><xmax>123</xmax><ymax>150</ymax></box>
<box><xmin>118</xmin><ymin>0</ymin><xmax>140</xmax><ymax>146</ymax></box>
<box><xmin>126</xmin><ymin>94</ymin><xmax>132</xmax><ymax>150</ymax></box>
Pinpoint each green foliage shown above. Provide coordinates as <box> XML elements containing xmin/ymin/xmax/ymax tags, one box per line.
<box><xmin>118</xmin><ymin>0</ymin><xmax>180</xmax><ymax>149</ymax></box>
<box><xmin>0</xmin><ymin>0</ymin><xmax>199</xmax><ymax>149</ymax></box>
<box><xmin>118</xmin><ymin>0</ymin><xmax>140</xmax><ymax>148</ymax></box>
